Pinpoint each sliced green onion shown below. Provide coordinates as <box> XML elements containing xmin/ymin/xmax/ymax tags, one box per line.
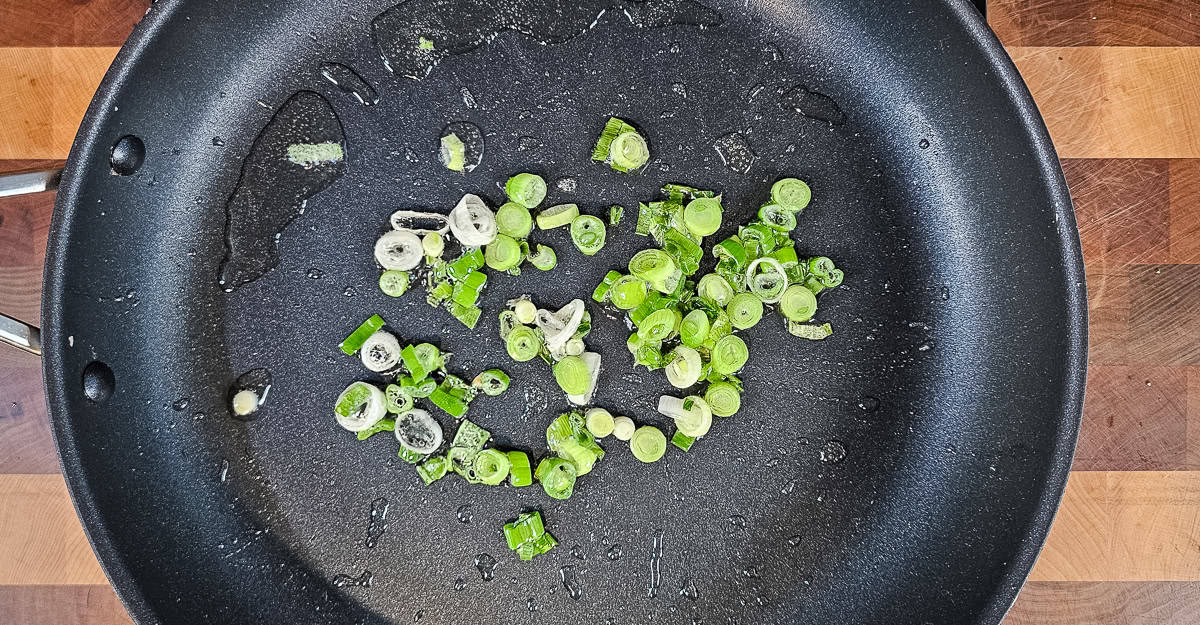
<box><xmin>664</xmin><ymin>346</ymin><xmax>703</xmax><ymax>388</ymax></box>
<box><xmin>505</xmin><ymin>511</ymin><xmax>556</xmax><ymax>559</ymax></box>
<box><xmin>758</xmin><ymin>204</ymin><xmax>798</xmax><ymax>231</ymax></box>
<box><xmin>696</xmin><ymin>274</ymin><xmax>734</xmax><ymax>308</ymax></box>
<box><xmin>738</xmin><ymin>223</ymin><xmax>777</xmax><ymax>258</ymax></box>
<box><xmin>672</xmin><ymin>431</ymin><xmax>696</xmax><ymax>451</ymax></box>
<box><xmin>771</xmin><ymin>178</ymin><xmax>812</xmax><ymax>211</ymax></box>
<box><xmin>635</xmin><ymin>340</ymin><xmax>665</xmax><ymax>370</ymax></box>
<box><xmin>684</xmin><ymin>197</ymin><xmax>723</xmax><ymax>237</ymax></box>
<box><xmin>385</xmin><ymin>384</ymin><xmax>414</xmax><ymax>414</ymax></box>
<box><xmin>592</xmin><ymin>270</ymin><xmax>622</xmax><ymax>303</ymax></box>
<box><xmin>429</xmin><ymin>387</ymin><xmax>467</xmax><ymax>418</ymax></box>
<box><xmin>398</xmin><ymin>446</ymin><xmax>424</xmax><ymax>464</ymax></box>
<box><xmin>780</xmin><ymin>284</ymin><xmax>818</xmax><ymax>322</ymax></box>
<box><xmin>630</xmin><ymin>426</ymin><xmax>667</xmax><ymax>463</ymax></box>
<box><xmin>610</xmin><ymin>205</ymin><xmax>624</xmax><ymax>225</ymax></box>
<box><xmin>611</xmin><ymin>275</ymin><xmax>648</xmax><ymax>310</ymax></box>
<box><xmin>398</xmin><ymin>375</ymin><xmax>437</xmax><ymax>398</ymax></box>
<box><xmin>450</xmin><ymin>303</ymin><xmax>482</xmax><ymax>329</ymax></box>
<box><xmin>360</xmin><ymin>330</ymin><xmax>402</xmax><ymax>372</ymax></box>
<box><xmin>417</xmin><ymin>454</ymin><xmax>449</xmax><ymax>485</ymax></box>
<box><xmin>507</xmin><ymin>451</ymin><xmax>533</xmax><ymax>487</ymax></box>
<box><xmin>533</xmin><ymin>201</ymin><xmax>579</xmax><ymax>230</ymax></box>
<box><xmin>565</xmin><ymin>337</ymin><xmax>585</xmax><ymax>356</ymax></box>
<box><xmin>506</xmin><ymin>173</ymin><xmax>547</xmax><ymax>208</ymax></box>
<box><xmin>495</xmin><ymin>202</ymin><xmax>534</xmax><ymax>239</ymax></box>
<box><xmin>705</xmin><ymin>381</ymin><xmax>741</xmax><ymax>417</ymax></box>
<box><xmin>355</xmin><ymin>417</ymin><xmax>395</xmax><ymax>440</ymax></box>
<box><xmin>570</xmin><ymin>214</ymin><xmax>607</xmax><ymax>255</ymax></box>
<box><xmin>711</xmin><ymin>335</ymin><xmax>749</xmax><ymax>375</ymax></box>
<box><xmin>612</xmin><ymin>416</ymin><xmax>636</xmax><ymax>441</ymax></box>
<box><xmin>334</xmin><ymin>381</ymin><xmax>387</xmax><ymax>432</ymax></box>
<box><xmin>506</xmin><ymin>325</ymin><xmax>543</xmax><ymax>362</ymax></box>
<box><xmin>473</xmin><ymin>449</ymin><xmax>511</xmax><ymax>486</ymax></box>
<box><xmin>553</xmin><ymin>355</ymin><xmax>590</xmax><ymax>395</ymax></box>
<box><xmin>472</xmin><ymin>369</ymin><xmax>510</xmax><ymax>396</ymax></box>
<box><xmin>448</xmin><ymin>194</ymin><xmax>498</xmax><ymax>247</ymax></box>
<box><xmin>747</xmin><ymin>257</ymin><xmax>789</xmax><ymax>304</ymax></box>
<box><xmin>636</xmin><ymin>201</ymin><xmax>665</xmax><ymax>236</ymax></box>
<box><xmin>658</xmin><ymin>395</ymin><xmax>712</xmax><ymax>437</ymax></box>
<box><xmin>340</xmin><ymin>314</ymin><xmax>385</xmax><ymax>356</ymax></box>
<box><xmin>423</xmin><ymin>232</ymin><xmax>446</xmax><ymax>259</ymax></box>
<box><xmin>485</xmin><ymin>234</ymin><xmax>523</xmax><ymax>271</ymax></box>
<box><xmin>804</xmin><ymin>275</ymin><xmax>826</xmax><ymax>296</ymax></box>
<box><xmin>727</xmin><ymin>293</ymin><xmax>764</xmax><ymax>330</ymax></box>
<box><xmin>394</xmin><ymin>408</ymin><xmax>444</xmax><ymax>454</ymax></box>
<box><xmin>440</xmin><ymin>133</ymin><xmax>466</xmax><ymax>172</ymax></box>
<box><xmin>788</xmin><ymin>321</ymin><xmax>834</xmax><ymax>340</ymax></box>
<box><xmin>609</xmin><ymin>131</ymin><xmax>650</xmax><ymax>172</ymax></box>
<box><xmin>535</xmin><ymin>457</ymin><xmax>577</xmax><ymax>500</ymax></box>
<box><xmin>527</xmin><ymin>243</ymin><xmax>557</xmax><ymax>270</ymax></box>
<box><xmin>513</xmin><ymin>298</ymin><xmax>537</xmax><ymax>324</ymax></box>
<box><xmin>379</xmin><ymin>270</ymin><xmax>410</xmax><ymax>297</ymax></box>
<box><xmin>412</xmin><ymin>343</ymin><xmax>442</xmax><ymax>373</ymax></box>
<box><xmin>638</xmin><ymin>308</ymin><xmax>678</xmax><ymax>342</ymax></box>
<box><xmin>447</xmin><ymin>247</ymin><xmax>485</xmax><ymax>280</ymax></box>
<box><xmin>662</xmin><ymin>228</ymin><xmax>702</xmax><ymax>275</ymax></box>
<box><xmin>452</xmin><ymin>419</ymin><xmax>490</xmax><ymax>449</ymax></box>
<box><xmin>808</xmin><ymin>256</ymin><xmax>836</xmax><ymax>278</ymax></box>
<box><xmin>452</xmin><ymin>270</ymin><xmax>487</xmax><ymax>307</ymax></box>
<box><xmin>585</xmin><ymin>408</ymin><xmax>615</xmax><ymax>438</ymax></box>
<box><xmin>820</xmin><ymin>268</ymin><xmax>844</xmax><ymax>288</ymax></box>
<box><xmin>680</xmin><ymin>310</ymin><xmax>710</xmax><ymax>348</ymax></box>
<box><xmin>629</xmin><ymin>249</ymin><xmax>677</xmax><ymax>283</ymax></box>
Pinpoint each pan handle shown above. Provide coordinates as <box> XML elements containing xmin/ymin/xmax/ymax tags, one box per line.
<box><xmin>0</xmin><ymin>314</ymin><xmax>41</xmax><ymax>357</ymax></box>
<box><xmin>0</xmin><ymin>168</ymin><xmax>57</xmax><ymax>357</ymax></box>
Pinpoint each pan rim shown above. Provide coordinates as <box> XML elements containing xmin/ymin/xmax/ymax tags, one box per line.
<box><xmin>40</xmin><ymin>1</ymin><xmax>1088</xmax><ymax>623</ymax></box>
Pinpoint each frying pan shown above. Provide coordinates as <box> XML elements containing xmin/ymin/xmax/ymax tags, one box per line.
<box><xmin>0</xmin><ymin>0</ymin><xmax>1087</xmax><ymax>622</ymax></box>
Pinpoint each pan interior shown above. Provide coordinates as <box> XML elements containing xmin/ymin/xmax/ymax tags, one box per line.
<box><xmin>45</xmin><ymin>0</ymin><xmax>1083</xmax><ymax>624</ymax></box>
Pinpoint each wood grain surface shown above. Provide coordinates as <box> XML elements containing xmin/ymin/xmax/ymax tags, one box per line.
<box><xmin>1</xmin><ymin>1</ymin><xmax>1199</xmax><ymax>623</ymax></box>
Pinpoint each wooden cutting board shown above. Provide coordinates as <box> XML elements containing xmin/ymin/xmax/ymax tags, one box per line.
<box><xmin>1</xmin><ymin>1</ymin><xmax>1198</xmax><ymax>622</ymax></box>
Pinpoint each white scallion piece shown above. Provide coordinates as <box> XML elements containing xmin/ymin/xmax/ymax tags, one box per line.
<box><xmin>664</xmin><ymin>346</ymin><xmax>702</xmax><ymax>388</ymax></box>
<box><xmin>334</xmin><ymin>382</ymin><xmax>387</xmax><ymax>432</ymax></box>
<box><xmin>566</xmin><ymin>351</ymin><xmax>602</xmax><ymax>406</ymax></box>
<box><xmin>394</xmin><ymin>408</ymin><xmax>443</xmax><ymax>454</ymax></box>
<box><xmin>374</xmin><ymin>229</ymin><xmax>423</xmax><ymax>271</ymax></box>
<box><xmin>612</xmin><ymin>416</ymin><xmax>636</xmax><ymax>441</ymax></box>
<box><xmin>448</xmin><ymin>194</ymin><xmax>498</xmax><ymax>246</ymax></box>
<box><xmin>360</xmin><ymin>330</ymin><xmax>402</xmax><ymax>372</ymax></box>
<box><xmin>390</xmin><ymin>210</ymin><xmax>450</xmax><ymax>235</ymax></box>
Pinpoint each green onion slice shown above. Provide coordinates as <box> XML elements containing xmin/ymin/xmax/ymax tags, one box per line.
<box><xmin>609</xmin><ymin>205</ymin><xmax>624</xmax><ymax>225</ymax></box>
<box><xmin>472</xmin><ymin>449</ymin><xmax>511</xmax><ymax>486</ymax></box>
<box><xmin>705</xmin><ymin>381</ymin><xmax>742</xmax><ymax>417</ymax></box>
<box><xmin>394</xmin><ymin>408</ymin><xmax>444</xmax><ymax>454</ymax></box>
<box><xmin>356</xmin><ymin>417</ymin><xmax>395</xmax><ymax>440</ymax></box>
<box><xmin>680</xmin><ymin>309</ymin><xmax>710</xmax><ymax>348</ymax></box>
<box><xmin>485</xmin><ymin>234</ymin><xmax>523</xmax><ymax>271</ymax></box>
<box><xmin>696</xmin><ymin>274</ymin><xmax>734</xmax><ymax>307</ymax></box>
<box><xmin>448</xmin><ymin>194</ymin><xmax>498</xmax><ymax>247</ymax></box>
<box><xmin>496</xmin><ymin>202</ymin><xmax>534</xmax><ymax>238</ymax></box>
<box><xmin>535</xmin><ymin>457</ymin><xmax>578</xmax><ymax>500</ymax></box>
<box><xmin>630</xmin><ymin>426</ymin><xmax>667</xmax><ymax>463</ymax></box>
<box><xmin>472</xmin><ymin>369</ymin><xmax>510</xmax><ymax>396</ymax></box>
<box><xmin>385</xmin><ymin>384</ymin><xmax>414</xmax><ymax>414</ymax></box>
<box><xmin>612</xmin><ymin>416</ymin><xmax>636</xmax><ymax>441</ymax></box>
<box><xmin>683</xmin><ymin>197</ymin><xmax>723</xmax><ymax>237</ymax></box>
<box><xmin>629</xmin><ymin>249</ymin><xmax>676</xmax><ymax>283</ymax></box>
<box><xmin>712</xmin><ymin>236</ymin><xmax>748</xmax><ymax>269</ymax></box>
<box><xmin>570</xmin><ymin>215</ymin><xmax>607</xmax><ymax>255</ymax></box>
<box><xmin>374</xmin><ymin>229</ymin><xmax>423</xmax><ymax>271</ymax></box>
<box><xmin>592</xmin><ymin>270</ymin><xmax>621</xmax><ymax>303</ymax></box>
<box><xmin>609</xmin><ymin>131</ymin><xmax>650</xmax><ymax>172</ymax></box>
<box><xmin>727</xmin><ymin>292</ymin><xmax>764</xmax><ymax>330</ymax></box>
<box><xmin>507</xmin><ymin>451</ymin><xmax>533</xmax><ymax>487</ymax></box>
<box><xmin>379</xmin><ymin>270</ymin><xmax>410</xmax><ymax>297</ymax></box>
<box><xmin>672</xmin><ymin>431</ymin><xmax>697</xmax><ymax>451</ymax></box>
<box><xmin>339</xmin><ymin>314</ymin><xmax>385</xmax><ymax>355</ymax></box>
<box><xmin>820</xmin><ymin>268</ymin><xmax>844</xmax><ymax>288</ymax></box>
<box><xmin>417</xmin><ymin>454</ymin><xmax>450</xmax><ymax>485</ymax></box>
<box><xmin>780</xmin><ymin>284</ymin><xmax>818</xmax><ymax>322</ymax></box>
<box><xmin>771</xmin><ymin>178</ymin><xmax>812</xmax><ymax>211</ymax></box>
<box><xmin>390</xmin><ymin>210</ymin><xmax>451</xmax><ymax>235</ymax></box>
<box><xmin>658</xmin><ymin>395</ymin><xmax>712</xmax><ymax>437</ymax></box>
<box><xmin>360</xmin><ymin>330</ymin><xmax>402</xmax><ymax>372</ymax></box>
<box><xmin>553</xmin><ymin>355</ymin><xmax>590</xmax><ymax>395</ymax></box>
<box><xmin>506</xmin><ymin>325</ymin><xmax>543</xmax><ymax>362</ymax></box>
<box><xmin>788</xmin><ymin>321</ymin><xmax>834</xmax><ymax>341</ymax></box>
<box><xmin>738</xmin><ymin>223</ymin><xmax>777</xmax><ymax>257</ymax></box>
<box><xmin>610</xmin><ymin>275</ymin><xmax>648</xmax><ymax>310</ymax></box>
<box><xmin>808</xmin><ymin>256</ymin><xmax>836</xmax><ymax>278</ymax></box>
<box><xmin>506</xmin><ymin>173</ymin><xmax>547</xmax><ymax>208</ymax></box>
<box><xmin>334</xmin><ymin>381</ymin><xmax>387</xmax><ymax>432</ymax></box>
<box><xmin>637</xmin><ymin>308</ymin><xmax>678</xmax><ymax>342</ymax></box>
<box><xmin>758</xmin><ymin>204</ymin><xmax>798</xmax><ymax>231</ymax></box>
<box><xmin>440</xmin><ymin>132</ymin><xmax>466</xmax><ymax>172</ymax></box>
<box><xmin>537</xmin><ymin>203</ymin><xmax>580</xmax><ymax>230</ymax></box>
<box><xmin>527</xmin><ymin>243</ymin><xmax>557</xmax><ymax>270</ymax></box>
<box><xmin>665</xmin><ymin>346</ymin><xmax>703</xmax><ymax>389</ymax></box>
<box><xmin>429</xmin><ymin>386</ymin><xmax>468</xmax><ymax>418</ymax></box>
<box><xmin>747</xmin><ymin>257</ymin><xmax>789</xmax><ymax>304</ymax></box>
<box><xmin>662</xmin><ymin>228</ymin><xmax>702</xmax><ymax>275</ymax></box>
<box><xmin>423</xmin><ymin>232</ymin><xmax>445</xmax><ymax>258</ymax></box>
<box><xmin>566</xmin><ymin>352</ymin><xmax>602</xmax><ymax>406</ymax></box>
<box><xmin>711</xmin><ymin>334</ymin><xmax>750</xmax><ymax>375</ymax></box>
<box><xmin>585</xmin><ymin>408</ymin><xmax>615</xmax><ymax>438</ymax></box>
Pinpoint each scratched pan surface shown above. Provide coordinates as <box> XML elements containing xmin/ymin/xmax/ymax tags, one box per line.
<box><xmin>43</xmin><ymin>0</ymin><xmax>1085</xmax><ymax>623</ymax></box>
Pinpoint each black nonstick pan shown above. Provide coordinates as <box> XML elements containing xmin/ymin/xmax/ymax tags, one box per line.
<box><xmin>10</xmin><ymin>0</ymin><xmax>1088</xmax><ymax>622</ymax></box>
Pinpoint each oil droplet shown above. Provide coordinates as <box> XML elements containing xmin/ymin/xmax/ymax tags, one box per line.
<box><xmin>679</xmin><ymin>579</ymin><xmax>699</xmax><ymax>601</ymax></box>
<box><xmin>171</xmin><ymin>397</ymin><xmax>190</xmax><ymax>411</ymax></box>
<box><xmin>218</xmin><ymin>91</ymin><xmax>345</xmax><ymax>290</ymax></box>
<box><xmin>555</xmin><ymin>177</ymin><xmax>578</xmax><ymax>192</ymax></box>
<box><xmin>787</xmin><ymin>534</ymin><xmax>802</xmax><ymax>547</ymax></box>
<box><xmin>820</xmin><ymin>440</ymin><xmax>846</xmax><ymax>463</ymax></box>
<box><xmin>366</xmin><ymin>497</ymin><xmax>389</xmax><ymax>548</ymax></box>
<box><xmin>474</xmin><ymin>553</ymin><xmax>497</xmax><ymax>581</ymax></box>
<box><xmin>560</xmin><ymin>565</ymin><xmax>583</xmax><ymax>600</ymax></box>
<box><xmin>728</xmin><ymin>514</ymin><xmax>747</xmax><ymax>530</ymax></box>
<box><xmin>779</xmin><ymin>85</ymin><xmax>846</xmax><ymax>125</ymax></box>
<box><xmin>570</xmin><ymin>544</ymin><xmax>586</xmax><ymax>560</ymax></box>
<box><xmin>919</xmin><ymin>138</ymin><xmax>931</xmax><ymax>150</ymax></box>
<box><xmin>331</xmin><ymin>570</ymin><xmax>373</xmax><ymax>588</ymax></box>
<box><xmin>671</xmin><ymin>82</ymin><xmax>687</xmax><ymax>98</ymax></box>
<box><xmin>460</xmin><ymin>86</ymin><xmax>478</xmax><ymax>109</ymax></box>
<box><xmin>647</xmin><ymin>529</ymin><xmax>664</xmax><ymax>598</ymax></box>
<box><xmin>456</xmin><ymin>504</ymin><xmax>473</xmax><ymax>523</ymax></box>
<box><xmin>212</xmin><ymin>136</ymin><xmax>226</xmax><ymax>147</ymax></box>
<box><xmin>527</xmin><ymin>597</ymin><xmax>538</xmax><ymax>612</ymax></box>
<box><xmin>192</xmin><ymin>411</ymin><xmax>206</xmax><ymax>421</ymax></box>
<box><xmin>343</xmin><ymin>286</ymin><xmax>358</xmax><ymax>297</ymax></box>
<box><xmin>440</xmin><ymin>121</ymin><xmax>484</xmax><ymax>172</ymax></box>
<box><xmin>453</xmin><ymin>577</ymin><xmax>466</xmax><ymax>591</ymax></box>
<box><xmin>306</xmin><ymin>268</ymin><xmax>324</xmax><ymax>279</ymax></box>
<box><xmin>319</xmin><ymin>62</ymin><xmax>380</xmax><ymax>106</ymax></box>
<box><xmin>218</xmin><ymin>459</ymin><xmax>230</xmax><ymax>482</ymax></box>
<box><xmin>229</xmin><ymin>368</ymin><xmax>272</xmax><ymax>420</ymax></box>
<box><xmin>607</xmin><ymin>545</ymin><xmax>623</xmax><ymax>561</ymax></box>
<box><xmin>857</xmin><ymin>396</ymin><xmax>880</xmax><ymax>412</ymax></box>
<box><xmin>781</xmin><ymin>480</ymin><xmax>795</xmax><ymax>495</ymax></box>
<box><xmin>713</xmin><ymin>132</ymin><xmax>757</xmax><ymax>174</ymax></box>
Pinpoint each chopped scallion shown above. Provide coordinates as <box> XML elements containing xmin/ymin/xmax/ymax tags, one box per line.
<box><xmin>472</xmin><ymin>369</ymin><xmax>510</xmax><ymax>396</ymax></box>
<box><xmin>570</xmin><ymin>214</ymin><xmax>607</xmax><ymax>255</ymax></box>
<box><xmin>506</xmin><ymin>173</ymin><xmax>548</xmax><ymax>208</ymax></box>
<box><xmin>630</xmin><ymin>426</ymin><xmax>667</xmax><ymax>463</ymax></box>
<box><xmin>473</xmin><ymin>449</ymin><xmax>511</xmax><ymax>485</ymax></box>
<box><xmin>770</xmin><ymin>178</ymin><xmax>812</xmax><ymax>211</ymax></box>
<box><xmin>711</xmin><ymin>335</ymin><xmax>749</xmax><ymax>375</ymax></box>
<box><xmin>727</xmin><ymin>293</ymin><xmax>764</xmax><ymax>330</ymax></box>
<box><xmin>527</xmin><ymin>243</ymin><xmax>557</xmax><ymax>270</ymax></box>
<box><xmin>339</xmin><ymin>314</ymin><xmax>385</xmax><ymax>356</ymax></box>
<box><xmin>537</xmin><ymin>203</ymin><xmax>579</xmax><ymax>230</ymax></box>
